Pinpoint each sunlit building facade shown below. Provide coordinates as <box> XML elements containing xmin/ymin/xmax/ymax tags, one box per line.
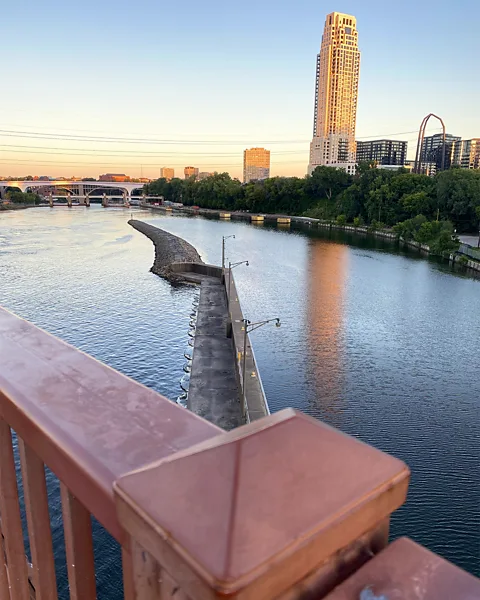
<box><xmin>451</xmin><ymin>139</ymin><xmax>480</xmax><ymax>170</ymax></box>
<box><xmin>184</xmin><ymin>166</ymin><xmax>199</xmax><ymax>180</ymax></box>
<box><xmin>99</xmin><ymin>173</ymin><xmax>130</xmax><ymax>182</ymax></box>
<box><xmin>243</xmin><ymin>148</ymin><xmax>270</xmax><ymax>183</ymax></box>
<box><xmin>160</xmin><ymin>168</ymin><xmax>175</xmax><ymax>180</ymax></box>
<box><xmin>308</xmin><ymin>12</ymin><xmax>360</xmax><ymax>176</ymax></box>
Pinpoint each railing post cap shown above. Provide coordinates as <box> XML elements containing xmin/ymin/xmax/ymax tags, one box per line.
<box><xmin>324</xmin><ymin>537</ymin><xmax>480</xmax><ymax>599</ymax></box>
<box><xmin>115</xmin><ymin>409</ymin><xmax>410</xmax><ymax>597</ymax></box>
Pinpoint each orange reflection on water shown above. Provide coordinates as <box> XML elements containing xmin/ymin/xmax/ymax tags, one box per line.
<box><xmin>307</xmin><ymin>239</ymin><xmax>348</xmax><ymax>416</ymax></box>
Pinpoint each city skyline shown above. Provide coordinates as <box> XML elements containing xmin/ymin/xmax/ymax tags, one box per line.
<box><xmin>2</xmin><ymin>0</ymin><xmax>479</xmax><ymax>179</ymax></box>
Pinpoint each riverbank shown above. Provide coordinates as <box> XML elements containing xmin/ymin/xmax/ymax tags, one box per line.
<box><xmin>0</xmin><ymin>203</ymin><xmax>34</xmax><ymax>211</ymax></box>
<box><xmin>141</xmin><ymin>203</ymin><xmax>480</xmax><ymax>274</ymax></box>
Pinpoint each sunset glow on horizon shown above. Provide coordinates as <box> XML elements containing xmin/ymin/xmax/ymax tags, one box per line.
<box><xmin>2</xmin><ymin>0</ymin><xmax>479</xmax><ymax>179</ymax></box>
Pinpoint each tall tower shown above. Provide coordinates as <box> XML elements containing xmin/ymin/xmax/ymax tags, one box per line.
<box><xmin>308</xmin><ymin>12</ymin><xmax>360</xmax><ymax>175</ymax></box>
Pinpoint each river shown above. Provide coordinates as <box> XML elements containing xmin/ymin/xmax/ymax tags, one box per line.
<box><xmin>0</xmin><ymin>206</ymin><xmax>479</xmax><ymax>596</ymax></box>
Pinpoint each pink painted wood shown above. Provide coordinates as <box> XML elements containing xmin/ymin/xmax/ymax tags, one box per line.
<box><xmin>18</xmin><ymin>439</ymin><xmax>58</xmax><ymax>600</ymax></box>
<box><xmin>0</xmin><ymin>419</ymin><xmax>30</xmax><ymax>600</ymax></box>
<box><xmin>61</xmin><ymin>484</ymin><xmax>97</xmax><ymax>600</ymax></box>
<box><xmin>0</xmin><ymin>306</ymin><xmax>220</xmax><ymax>542</ymax></box>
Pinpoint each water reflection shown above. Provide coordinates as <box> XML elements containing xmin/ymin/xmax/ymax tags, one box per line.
<box><xmin>306</xmin><ymin>240</ymin><xmax>348</xmax><ymax>421</ymax></box>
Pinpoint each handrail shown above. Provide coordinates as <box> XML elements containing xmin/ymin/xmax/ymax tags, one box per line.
<box><xmin>0</xmin><ymin>306</ymin><xmax>220</xmax><ymax>542</ymax></box>
<box><xmin>1</xmin><ymin>304</ymin><xmax>477</xmax><ymax>599</ymax></box>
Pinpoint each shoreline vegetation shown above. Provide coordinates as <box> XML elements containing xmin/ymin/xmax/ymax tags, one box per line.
<box><xmin>144</xmin><ymin>163</ymin><xmax>480</xmax><ymax>259</ymax></box>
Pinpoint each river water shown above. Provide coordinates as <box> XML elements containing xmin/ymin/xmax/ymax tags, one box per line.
<box><xmin>0</xmin><ymin>206</ymin><xmax>479</xmax><ymax>595</ymax></box>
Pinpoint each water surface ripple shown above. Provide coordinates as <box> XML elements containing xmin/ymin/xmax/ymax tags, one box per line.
<box><xmin>1</xmin><ymin>206</ymin><xmax>478</xmax><ymax>593</ymax></box>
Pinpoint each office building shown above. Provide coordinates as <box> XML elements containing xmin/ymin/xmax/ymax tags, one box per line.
<box><xmin>308</xmin><ymin>12</ymin><xmax>360</xmax><ymax>176</ymax></box>
<box><xmin>243</xmin><ymin>148</ymin><xmax>270</xmax><ymax>183</ymax></box>
<box><xmin>160</xmin><ymin>168</ymin><xmax>174</xmax><ymax>180</ymax></box>
<box><xmin>451</xmin><ymin>139</ymin><xmax>480</xmax><ymax>170</ymax></box>
<box><xmin>356</xmin><ymin>139</ymin><xmax>407</xmax><ymax>166</ymax></box>
<box><xmin>421</xmin><ymin>133</ymin><xmax>460</xmax><ymax>171</ymax></box>
<box><xmin>198</xmin><ymin>172</ymin><xmax>213</xmax><ymax>180</ymax></box>
<box><xmin>99</xmin><ymin>173</ymin><xmax>130</xmax><ymax>182</ymax></box>
<box><xmin>184</xmin><ymin>166</ymin><xmax>199</xmax><ymax>180</ymax></box>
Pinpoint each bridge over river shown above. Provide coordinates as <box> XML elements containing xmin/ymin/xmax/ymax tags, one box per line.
<box><xmin>0</xmin><ymin>179</ymin><xmax>145</xmax><ymax>203</ymax></box>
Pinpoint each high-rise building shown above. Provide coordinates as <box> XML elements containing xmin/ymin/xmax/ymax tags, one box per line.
<box><xmin>421</xmin><ymin>133</ymin><xmax>460</xmax><ymax>171</ymax></box>
<box><xmin>243</xmin><ymin>148</ymin><xmax>270</xmax><ymax>183</ymax></box>
<box><xmin>198</xmin><ymin>172</ymin><xmax>213</xmax><ymax>180</ymax></box>
<box><xmin>451</xmin><ymin>139</ymin><xmax>480</xmax><ymax>170</ymax></box>
<box><xmin>308</xmin><ymin>12</ymin><xmax>360</xmax><ymax>176</ymax></box>
<box><xmin>184</xmin><ymin>166</ymin><xmax>199</xmax><ymax>180</ymax></box>
<box><xmin>160</xmin><ymin>167</ymin><xmax>174</xmax><ymax>180</ymax></box>
<box><xmin>356</xmin><ymin>139</ymin><xmax>407</xmax><ymax>166</ymax></box>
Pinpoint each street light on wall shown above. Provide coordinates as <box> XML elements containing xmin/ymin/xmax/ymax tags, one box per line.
<box><xmin>222</xmin><ymin>235</ymin><xmax>235</xmax><ymax>270</ymax></box>
<box><xmin>241</xmin><ymin>317</ymin><xmax>281</xmax><ymax>418</ymax></box>
<box><xmin>227</xmin><ymin>260</ymin><xmax>249</xmax><ymax>307</ymax></box>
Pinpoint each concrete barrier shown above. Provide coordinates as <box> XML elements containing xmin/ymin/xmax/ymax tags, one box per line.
<box><xmin>169</xmin><ymin>262</ymin><xmax>223</xmax><ymax>278</ymax></box>
<box><xmin>225</xmin><ymin>270</ymin><xmax>270</xmax><ymax>422</ymax></box>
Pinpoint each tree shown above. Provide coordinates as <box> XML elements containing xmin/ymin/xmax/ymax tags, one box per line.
<box><xmin>436</xmin><ymin>169</ymin><xmax>480</xmax><ymax>231</ymax></box>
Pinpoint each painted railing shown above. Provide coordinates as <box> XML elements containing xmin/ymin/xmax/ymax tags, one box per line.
<box><xmin>0</xmin><ymin>306</ymin><xmax>478</xmax><ymax>600</ymax></box>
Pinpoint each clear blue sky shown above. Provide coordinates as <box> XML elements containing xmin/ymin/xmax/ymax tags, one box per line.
<box><xmin>2</xmin><ymin>0</ymin><xmax>479</xmax><ymax>179</ymax></box>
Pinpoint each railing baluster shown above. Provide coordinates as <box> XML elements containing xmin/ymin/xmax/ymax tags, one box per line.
<box><xmin>18</xmin><ymin>438</ymin><xmax>58</xmax><ymax>600</ymax></box>
<box><xmin>0</xmin><ymin>419</ymin><xmax>30</xmax><ymax>600</ymax></box>
<box><xmin>60</xmin><ymin>483</ymin><xmax>97</xmax><ymax>600</ymax></box>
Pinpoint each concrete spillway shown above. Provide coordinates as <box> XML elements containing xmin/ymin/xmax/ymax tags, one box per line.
<box><xmin>129</xmin><ymin>219</ymin><xmax>244</xmax><ymax>430</ymax></box>
<box><xmin>128</xmin><ymin>219</ymin><xmax>203</xmax><ymax>283</ymax></box>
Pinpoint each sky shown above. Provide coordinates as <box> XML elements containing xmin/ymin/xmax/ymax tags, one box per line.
<box><xmin>2</xmin><ymin>0</ymin><xmax>480</xmax><ymax>179</ymax></box>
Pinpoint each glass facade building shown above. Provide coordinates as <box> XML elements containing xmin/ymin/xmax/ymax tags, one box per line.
<box><xmin>356</xmin><ymin>139</ymin><xmax>407</xmax><ymax>166</ymax></box>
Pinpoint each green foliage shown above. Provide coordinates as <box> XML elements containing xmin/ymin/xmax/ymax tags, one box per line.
<box><xmin>142</xmin><ymin>166</ymin><xmax>480</xmax><ymax>236</ymax></box>
<box><xmin>336</xmin><ymin>214</ymin><xmax>347</xmax><ymax>226</ymax></box>
<box><xmin>394</xmin><ymin>216</ymin><xmax>459</xmax><ymax>255</ymax></box>
<box><xmin>353</xmin><ymin>216</ymin><xmax>364</xmax><ymax>227</ymax></box>
<box><xmin>436</xmin><ymin>169</ymin><xmax>480</xmax><ymax>230</ymax></box>
<box><xmin>5</xmin><ymin>189</ymin><xmax>40</xmax><ymax>204</ymax></box>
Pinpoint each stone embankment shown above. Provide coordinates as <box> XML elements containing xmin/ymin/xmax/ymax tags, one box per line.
<box><xmin>128</xmin><ymin>219</ymin><xmax>203</xmax><ymax>283</ymax></box>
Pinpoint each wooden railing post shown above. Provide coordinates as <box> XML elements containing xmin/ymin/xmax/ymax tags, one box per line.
<box><xmin>60</xmin><ymin>484</ymin><xmax>97</xmax><ymax>600</ymax></box>
<box><xmin>114</xmin><ymin>409</ymin><xmax>410</xmax><ymax>599</ymax></box>
<box><xmin>0</xmin><ymin>419</ymin><xmax>31</xmax><ymax>600</ymax></box>
<box><xmin>18</xmin><ymin>438</ymin><xmax>58</xmax><ymax>600</ymax></box>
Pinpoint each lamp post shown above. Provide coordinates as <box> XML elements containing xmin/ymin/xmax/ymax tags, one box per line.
<box><xmin>222</xmin><ymin>235</ymin><xmax>235</xmax><ymax>270</ymax></box>
<box><xmin>241</xmin><ymin>318</ymin><xmax>281</xmax><ymax>418</ymax></box>
<box><xmin>227</xmin><ymin>260</ymin><xmax>248</xmax><ymax>307</ymax></box>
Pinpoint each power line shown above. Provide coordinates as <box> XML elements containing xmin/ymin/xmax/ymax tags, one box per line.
<box><xmin>0</xmin><ymin>143</ymin><xmax>303</xmax><ymax>157</ymax></box>
<box><xmin>0</xmin><ymin>127</ymin><xmax>443</xmax><ymax>145</ymax></box>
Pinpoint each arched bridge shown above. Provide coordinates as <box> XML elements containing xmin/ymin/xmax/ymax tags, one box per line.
<box><xmin>0</xmin><ymin>180</ymin><xmax>145</xmax><ymax>203</ymax></box>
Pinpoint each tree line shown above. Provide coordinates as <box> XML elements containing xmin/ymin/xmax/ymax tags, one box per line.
<box><xmin>144</xmin><ymin>163</ymin><xmax>480</xmax><ymax>232</ymax></box>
